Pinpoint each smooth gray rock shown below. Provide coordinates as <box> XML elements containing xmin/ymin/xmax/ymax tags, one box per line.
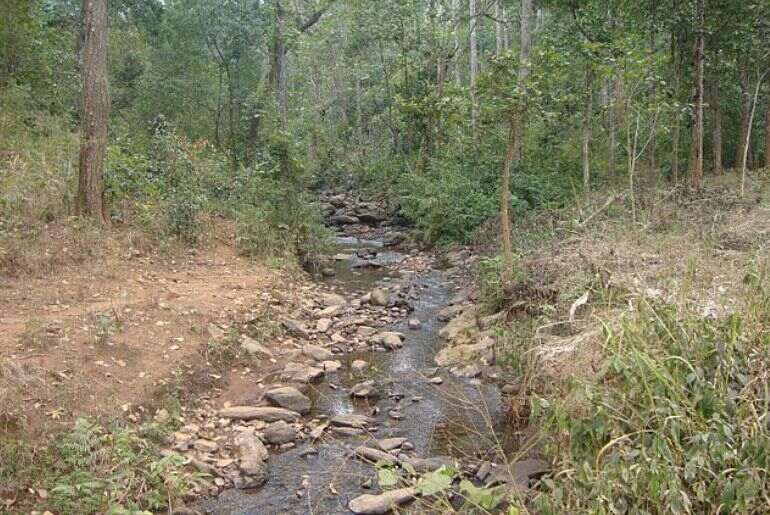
<box><xmin>348</xmin><ymin>488</ymin><xmax>417</xmax><ymax>514</ymax></box>
<box><xmin>265</xmin><ymin>386</ymin><xmax>311</xmax><ymax>414</ymax></box>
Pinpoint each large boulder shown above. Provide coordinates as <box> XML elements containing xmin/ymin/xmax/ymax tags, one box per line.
<box><xmin>438</xmin><ymin>308</ymin><xmax>478</xmax><ymax>342</ymax></box>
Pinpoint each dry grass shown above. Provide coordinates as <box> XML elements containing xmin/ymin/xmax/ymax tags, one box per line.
<box><xmin>497</xmin><ymin>173</ymin><xmax>770</xmax><ymax>386</ymax></box>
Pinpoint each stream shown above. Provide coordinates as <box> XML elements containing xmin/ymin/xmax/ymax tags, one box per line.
<box><xmin>200</xmin><ymin>237</ymin><xmax>505</xmax><ymax>514</ymax></box>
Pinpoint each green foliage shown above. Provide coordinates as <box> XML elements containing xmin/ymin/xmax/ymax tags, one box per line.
<box><xmin>1</xmin><ymin>417</ymin><xmax>198</xmax><ymax>514</ymax></box>
<box><xmin>533</xmin><ymin>288</ymin><xmax>770</xmax><ymax>514</ymax></box>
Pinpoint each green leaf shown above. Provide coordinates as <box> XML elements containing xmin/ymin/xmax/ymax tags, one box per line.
<box><xmin>460</xmin><ymin>479</ymin><xmax>505</xmax><ymax>510</ymax></box>
<box><xmin>416</xmin><ymin>465</ymin><xmax>455</xmax><ymax>496</ymax></box>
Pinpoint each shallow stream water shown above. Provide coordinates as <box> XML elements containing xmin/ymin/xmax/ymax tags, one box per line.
<box><xmin>201</xmin><ymin>239</ymin><xmax>503</xmax><ymax>514</ymax></box>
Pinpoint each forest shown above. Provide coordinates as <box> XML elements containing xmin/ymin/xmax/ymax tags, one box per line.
<box><xmin>2</xmin><ymin>0</ymin><xmax>770</xmax><ymax>513</ymax></box>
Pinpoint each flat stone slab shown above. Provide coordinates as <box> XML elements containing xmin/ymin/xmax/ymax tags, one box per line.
<box><xmin>219</xmin><ymin>406</ymin><xmax>301</xmax><ymax>422</ymax></box>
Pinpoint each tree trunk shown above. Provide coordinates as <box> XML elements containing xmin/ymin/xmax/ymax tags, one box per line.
<box><xmin>583</xmin><ymin>66</ymin><xmax>594</xmax><ymax>191</ymax></box>
<box><xmin>513</xmin><ymin>0</ymin><xmax>533</xmax><ymax>161</ymax></box>
<box><xmin>736</xmin><ymin>60</ymin><xmax>751</xmax><ymax>169</ymax></box>
<box><xmin>500</xmin><ymin>115</ymin><xmax>515</xmax><ymax>279</ymax></box>
<box><xmin>671</xmin><ymin>32</ymin><xmax>682</xmax><ymax>182</ymax></box>
<box><xmin>77</xmin><ymin>0</ymin><xmax>110</xmax><ymax>225</ymax></box>
<box><xmin>469</xmin><ymin>0</ymin><xmax>479</xmax><ymax>129</ymax></box>
<box><xmin>712</xmin><ymin>81</ymin><xmax>723</xmax><ymax>175</ymax></box>
<box><xmin>607</xmin><ymin>77</ymin><xmax>617</xmax><ymax>177</ymax></box>
<box><xmin>453</xmin><ymin>0</ymin><xmax>461</xmax><ymax>86</ymax></box>
<box><xmin>766</xmin><ymin>66</ymin><xmax>770</xmax><ymax>169</ymax></box>
<box><xmin>687</xmin><ymin>0</ymin><xmax>704</xmax><ymax>190</ymax></box>
<box><xmin>269</xmin><ymin>0</ymin><xmax>288</xmax><ymax>123</ymax></box>
<box><xmin>741</xmin><ymin>69</ymin><xmax>769</xmax><ymax>196</ymax></box>
<box><xmin>495</xmin><ymin>0</ymin><xmax>504</xmax><ymax>55</ymax></box>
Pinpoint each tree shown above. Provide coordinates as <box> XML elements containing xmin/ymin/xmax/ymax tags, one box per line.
<box><xmin>499</xmin><ymin>0</ymin><xmax>533</xmax><ymax>282</ymax></box>
<box><xmin>77</xmin><ymin>0</ymin><xmax>111</xmax><ymax>225</ymax></box>
<box><xmin>469</xmin><ymin>0</ymin><xmax>479</xmax><ymax>129</ymax></box>
<box><xmin>687</xmin><ymin>0</ymin><xmax>704</xmax><ymax>190</ymax></box>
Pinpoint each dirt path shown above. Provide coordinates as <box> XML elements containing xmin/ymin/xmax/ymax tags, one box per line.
<box><xmin>0</xmin><ymin>241</ymin><xmax>291</xmax><ymax>435</ymax></box>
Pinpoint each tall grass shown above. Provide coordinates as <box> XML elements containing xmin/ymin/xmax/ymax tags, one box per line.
<box><xmin>532</xmin><ymin>269</ymin><xmax>770</xmax><ymax>514</ymax></box>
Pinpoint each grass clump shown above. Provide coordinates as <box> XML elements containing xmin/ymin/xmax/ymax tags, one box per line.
<box><xmin>532</xmin><ymin>275</ymin><xmax>770</xmax><ymax>514</ymax></box>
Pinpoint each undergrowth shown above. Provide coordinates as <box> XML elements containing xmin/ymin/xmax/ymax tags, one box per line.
<box><xmin>0</xmin><ymin>415</ymin><xmax>201</xmax><ymax>514</ymax></box>
<box><xmin>531</xmin><ymin>268</ymin><xmax>770</xmax><ymax>514</ymax></box>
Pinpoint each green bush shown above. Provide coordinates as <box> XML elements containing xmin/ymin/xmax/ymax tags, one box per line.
<box><xmin>533</xmin><ymin>286</ymin><xmax>770</xmax><ymax>514</ymax></box>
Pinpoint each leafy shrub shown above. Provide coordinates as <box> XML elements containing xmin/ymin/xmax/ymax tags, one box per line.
<box><xmin>533</xmin><ymin>288</ymin><xmax>770</xmax><ymax>514</ymax></box>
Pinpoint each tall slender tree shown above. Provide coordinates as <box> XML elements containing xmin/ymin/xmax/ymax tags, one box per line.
<box><xmin>469</xmin><ymin>0</ymin><xmax>479</xmax><ymax>129</ymax></box>
<box><xmin>687</xmin><ymin>0</ymin><xmax>704</xmax><ymax>189</ymax></box>
<box><xmin>77</xmin><ymin>0</ymin><xmax>110</xmax><ymax>225</ymax></box>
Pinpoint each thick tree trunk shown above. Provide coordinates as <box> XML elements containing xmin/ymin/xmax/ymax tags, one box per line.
<box><xmin>583</xmin><ymin>67</ymin><xmax>594</xmax><ymax>191</ymax></box>
<box><xmin>452</xmin><ymin>0</ymin><xmax>461</xmax><ymax>86</ymax></box>
<box><xmin>77</xmin><ymin>0</ymin><xmax>110</xmax><ymax>225</ymax></box>
<box><xmin>469</xmin><ymin>0</ymin><xmax>479</xmax><ymax>129</ymax></box>
<box><xmin>687</xmin><ymin>0</ymin><xmax>704</xmax><ymax>190</ymax></box>
<box><xmin>712</xmin><ymin>81</ymin><xmax>723</xmax><ymax>175</ymax></box>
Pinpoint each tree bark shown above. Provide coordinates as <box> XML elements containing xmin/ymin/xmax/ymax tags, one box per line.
<box><xmin>269</xmin><ymin>0</ymin><xmax>288</xmax><ymax>122</ymax></box>
<box><xmin>671</xmin><ymin>32</ymin><xmax>682</xmax><ymax>182</ymax></box>
<box><xmin>513</xmin><ymin>0</ymin><xmax>533</xmax><ymax>161</ymax></box>
<box><xmin>582</xmin><ymin>66</ymin><xmax>594</xmax><ymax>191</ymax></box>
<box><xmin>766</xmin><ymin>56</ymin><xmax>770</xmax><ymax>169</ymax></box>
<box><xmin>687</xmin><ymin>0</ymin><xmax>704</xmax><ymax>190</ymax></box>
<box><xmin>712</xmin><ymin>81</ymin><xmax>723</xmax><ymax>175</ymax></box>
<box><xmin>469</xmin><ymin>0</ymin><xmax>479</xmax><ymax>130</ymax></box>
<box><xmin>77</xmin><ymin>0</ymin><xmax>110</xmax><ymax>225</ymax></box>
<box><xmin>500</xmin><ymin>116</ymin><xmax>516</xmax><ymax>279</ymax></box>
<box><xmin>495</xmin><ymin>0</ymin><xmax>504</xmax><ymax>55</ymax></box>
<box><xmin>736</xmin><ymin>60</ymin><xmax>751</xmax><ymax>169</ymax></box>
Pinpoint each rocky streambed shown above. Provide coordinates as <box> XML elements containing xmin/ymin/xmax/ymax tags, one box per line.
<box><xmin>181</xmin><ymin>195</ymin><xmax>546</xmax><ymax>514</ymax></box>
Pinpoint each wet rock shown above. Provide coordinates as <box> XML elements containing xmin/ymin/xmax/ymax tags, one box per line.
<box><xmin>357</xmin><ymin>212</ymin><xmax>386</xmax><ymax>225</ymax></box>
<box><xmin>429</xmin><ymin>376</ymin><xmax>443</xmax><ymax>385</ymax></box>
<box><xmin>354</xmin><ymin>446</ymin><xmax>398</xmax><ymax>465</ymax></box>
<box><xmin>333</xmin><ymin>426</ymin><xmax>365</xmax><ymax>437</ymax></box>
<box><xmin>485</xmin><ymin>458</ymin><xmax>550</xmax><ymax>490</ymax></box>
<box><xmin>263</xmin><ymin>421</ymin><xmax>297</xmax><ymax>445</ymax></box>
<box><xmin>331</xmin><ymin>215</ymin><xmax>360</xmax><ymax>225</ymax></box>
<box><xmin>322</xmin><ymin>292</ymin><xmax>347</xmax><ymax>307</ymax></box>
<box><xmin>219</xmin><ymin>406</ymin><xmax>301</xmax><ymax>422</ymax></box>
<box><xmin>240</xmin><ymin>335</ymin><xmax>273</xmax><ymax>357</ymax></box>
<box><xmin>351</xmin><ymin>359</ymin><xmax>369</xmax><ymax>372</ymax></box>
<box><xmin>348</xmin><ymin>487</ymin><xmax>417</xmax><ymax>514</ymax></box>
<box><xmin>377</xmin><ymin>437</ymin><xmax>408</xmax><ymax>451</ymax></box>
<box><xmin>387</xmin><ymin>409</ymin><xmax>403</xmax><ymax>420</ymax></box>
<box><xmin>303</xmin><ymin>344</ymin><xmax>334</xmax><ymax>361</ymax></box>
<box><xmin>369</xmin><ymin>288</ymin><xmax>391</xmax><ymax>306</ymax></box>
<box><xmin>321</xmin><ymin>267</ymin><xmax>336</xmax><ymax>277</ymax></box>
<box><xmin>403</xmin><ymin>456</ymin><xmax>454</xmax><ymax>473</ymax></box>
<box><xmin>265</xmin><ymin>386</ymin><xmax>311</xmax><ymax>414</ymax></box>
<box><xmin>408</xmin><ymin>318</ymin><xmax>421</xmax><ymax>330</ymax></box>
<box><xmin>316</xmin><ymin>318</ymin><xmax>333</xmax><ymax>333</ymax></box>
<box><xmin>351</xmin><ymin>380</ymin><xmax>379</xmax><ymax>399</ymax></box>
<box><xmin>283</xmin><ymin>319</ymin><xmax>309</xmax><ymax>338</ymax></box>
<box><xmin>330</xmin><ymin>414</ymin><xmax>374</xmax><ymax>429</ymax></box>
